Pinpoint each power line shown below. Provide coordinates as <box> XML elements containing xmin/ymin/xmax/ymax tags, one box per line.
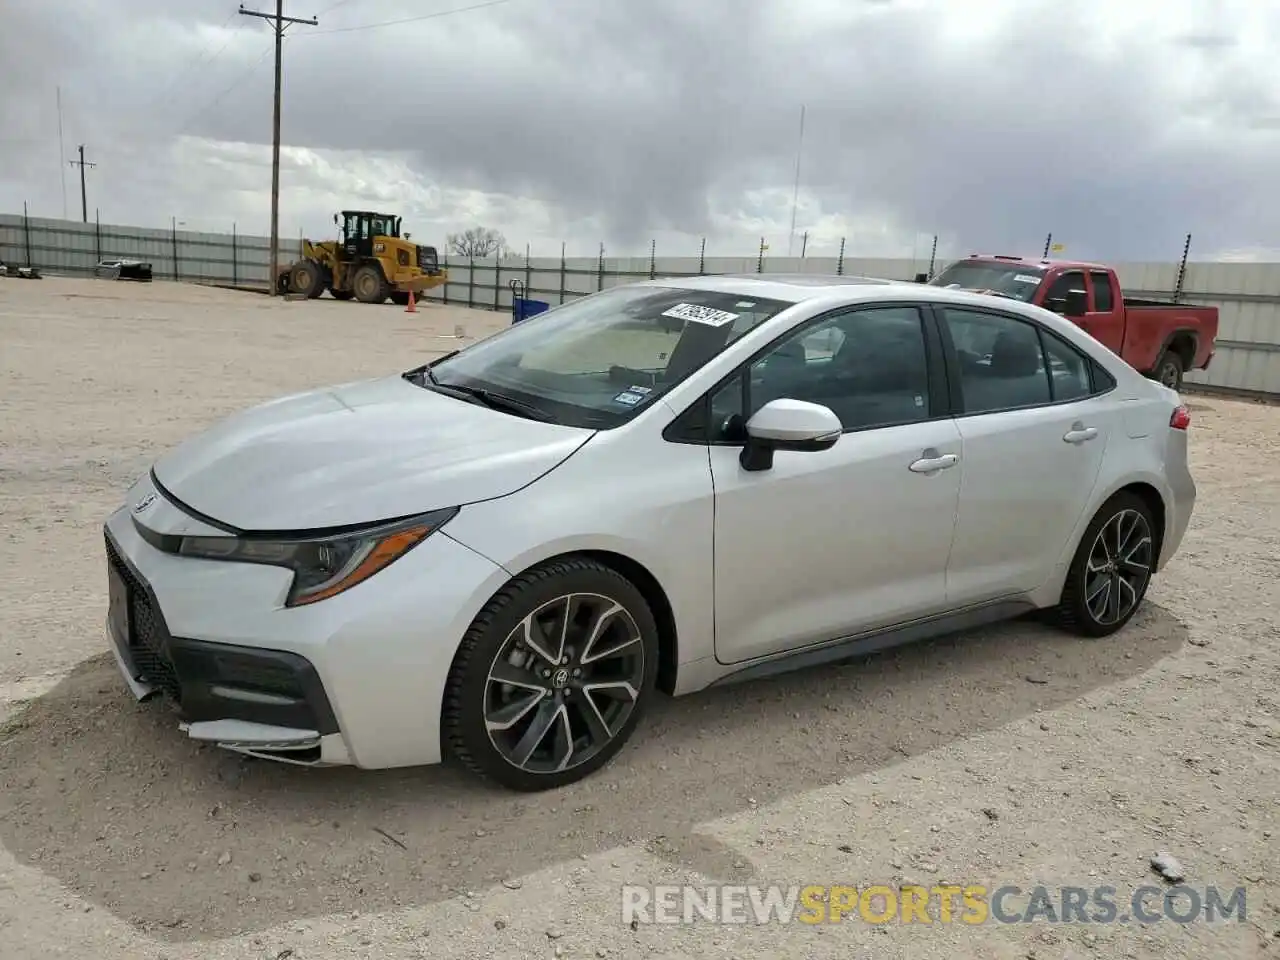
<box><xmin>174</xmin><ymin>42</ymin><xmax>278</xmax><ymax>137</ymax></box>
<box><xmin>151</xmin><ymin>10</ymin><xmax>244</xmax><ymax>114</ymax></box>
<box><xmin>299</xmin><ymin>0</ymin><xmax>520</xmax><ymax>37</ymax></box>
<box><xmin>238</xmin><ymin>1</ymin><xmax>319</xmax><ymax>298</ymax></box>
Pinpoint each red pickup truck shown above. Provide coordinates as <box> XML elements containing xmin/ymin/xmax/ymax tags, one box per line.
<box><xmin>928</xmin><ymin>254</ymin><xmax>1218</xmax><ymax>391</ymax></box>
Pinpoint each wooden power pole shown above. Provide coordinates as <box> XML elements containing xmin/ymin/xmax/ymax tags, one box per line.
<box><xmin>68</xmin><ymin>145</ymin><xmax>95</xmax><ymax>223</ymax></box>
<box><xmin>238</xmin><ymin>1</ymin><xmax>317</xmax><ymax>295</ymax></box>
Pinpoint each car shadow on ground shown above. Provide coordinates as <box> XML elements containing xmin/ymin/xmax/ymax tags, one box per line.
<box><xmin>0</xmin><ymin>603</ymin><xmax>1187</xmax><ymax>942</ymax></box>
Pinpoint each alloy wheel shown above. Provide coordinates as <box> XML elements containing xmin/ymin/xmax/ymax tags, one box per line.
<box><xmin>1084</xmin><ymin>508</ymin><xmax>1153</xmax><ymax>626</ymax></box>
<box><xmin>484</xmin><ymin>592</ymin><xmax>645</xmax><ymax>775</ymax></box>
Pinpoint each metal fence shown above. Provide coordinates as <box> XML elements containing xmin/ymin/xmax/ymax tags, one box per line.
<box><xmin>3</xmin><ymin>209</ymin><xmax>1278</xmax><ymax>397</ymax></box>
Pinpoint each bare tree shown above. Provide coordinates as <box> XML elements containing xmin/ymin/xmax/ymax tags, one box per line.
<box><xmin>447</xmin><ymin>226</ymin><xmax>508</xmax><ymax>259</ymax></box>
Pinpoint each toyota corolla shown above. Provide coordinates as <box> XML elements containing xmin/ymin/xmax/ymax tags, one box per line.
<box><xmin>103</xmin><ymin>274</ymin><xmax>1196</xmax><ymax>790</ymax></box>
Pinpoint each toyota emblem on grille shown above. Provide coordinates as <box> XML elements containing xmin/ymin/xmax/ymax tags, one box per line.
<box><xmin>132</xmin><ymin>492</ymin><xmax>158</xmax><ymax>514</ymax></box>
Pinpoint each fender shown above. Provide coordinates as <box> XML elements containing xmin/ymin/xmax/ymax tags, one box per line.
<box><xmin>1149</xmin><ymin>327</ymin><xmax>1200</xmax><ymax>373</ymax></box>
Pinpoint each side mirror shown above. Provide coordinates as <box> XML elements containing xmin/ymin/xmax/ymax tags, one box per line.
<box><xmin>740</xmin><ymin>399</ymin><xmax>842</xmax><ymax>472</ymax></box>
<box><xmin>1064</xmin><ymin>289</ymin><xmax>1087</xmax><ymax>318</ymax></box>
<box><xmin>404</xmin><ymin>232</ymin><xmax>412</xmax><ymax>241</ymax></box>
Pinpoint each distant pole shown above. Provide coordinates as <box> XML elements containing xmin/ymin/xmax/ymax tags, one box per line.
<box><xmin>559</xmin><ymin>241</ymin><xmax>566</xmax><ymax>303</ymax></box>
<box><xmin>596</xmin><ymin>242</ymin><xmax>604</xmax><ymax>291</ymax></box>
<box><xmin>1174</xmin><ymin>233</ymin><xmax>1192</xmax><ymax>303</ymax></box>
<box><xmin>698</xmin><ymin>236</ymin><xmax>706</xmax><ymax>275</ymax></box>
<box><xmin>232</xmin><ymin>222</ymin><xmax>239</xmax><ymax>286</ymax></box>
<box><xmin>1042</xmin><ymin>233</ymin><xmax>1052</xmax><ymax>259</ymax></box>
<box><xmin>757</xmin><ymin>237</ymin><xmax>765</xmax><ymax>273</ymax></box>
<box><xmin>94</xmin><ymin>208</ymin><xmax>101</xmax><ymax>262</ymax></box>
<box><xmin>836</xmin><ymin>237</ymin><xmax>845</xmax><ymax>275</ymax></box>
<box><xmin>786</xmin><ymin>104</ymin><xmax>806</xmax><ymax>257</ymax></box>
<box><xmin>927</xmin><ymin>234</ymin><xmax>938</xmax><ymax>280</ymax></box>
<box><xmin>56</xmin><ymin>87</ymin><xmax>68</xmax><ymax>219</ymax></box>
<box><xmin>22</xmin><ymin>201</ymin><xmax>32</xmax><ymax>267</ymax></box>
<box><xmin>240</xmin><ymin>0</ymin><xmax>318</xmax><ymax>296</ymax></box>
<box><xmin>649</xmin><ymin>238</ymin><xmax>656</xmax><ymax>279</ymax></box>
<box><xmin>800</xmin><ymin>231</ymin><xmax>808</xmax><ymax>258</ymax></box>
<box><xmin>68</xmin><ymin>145</ymin><xmax>95</xmax><ymax>223</ymax></box>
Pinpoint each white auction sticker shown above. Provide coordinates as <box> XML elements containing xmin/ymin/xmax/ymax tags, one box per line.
<box><xmin>662</xmin><ymin>303</ymin><xmax>740</xmax><ymax>327</ymax></box>
<box><xmin>1014</xmin><ymin>274</ymin><xmax>1042</xmax><ymax>284</ymax></box>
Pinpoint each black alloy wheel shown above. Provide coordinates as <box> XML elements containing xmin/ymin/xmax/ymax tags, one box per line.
<box><xmin>443</xmin><ymin>558</ymin><xmax>659</xmax><ymax>791</ymax></box>
<box><xmin>1051</xmin><ymin>492</ymin><xmax>1156</xmax><ymax>637</ymax></box>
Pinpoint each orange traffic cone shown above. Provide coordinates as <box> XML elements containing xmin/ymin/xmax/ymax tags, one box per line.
<box><xmin>405</xmin><ymin>289</ymin><xmax>417</xmax><ymax>313</ymax></box>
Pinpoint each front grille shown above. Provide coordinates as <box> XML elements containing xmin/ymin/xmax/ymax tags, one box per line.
<box><xmin>106</xmin><ymin>536</ymin><xmax>183</xmax><ymax>703</ymax></box>
<box><xmin>417</xmin><ymin>245</ymin><xmax>439</xmax><ymax>273</ymax></box>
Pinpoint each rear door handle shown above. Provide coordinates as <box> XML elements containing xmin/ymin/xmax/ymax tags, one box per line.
<box><xmin>909</xmin><ymin>453</ymin><xmax>958</xmax><ymax>474</ymax></box>
<box><xmin>1063</xmin><ymin>426</ymin><xmax>1098</xmax><ymax>444</ymax></box>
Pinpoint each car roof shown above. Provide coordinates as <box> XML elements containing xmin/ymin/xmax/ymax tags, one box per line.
<box><xmin>638</xmin><ymin>273</ymin><xmax>900</xmax><ymax>304</ymax></box>
<box><xmin>960</xmin><ymin>254</ymin><xmax>1112</xmax><ymax>271</ymax></box>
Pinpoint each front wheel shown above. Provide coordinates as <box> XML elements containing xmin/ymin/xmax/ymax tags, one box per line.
<box><xmin>1049</xmin><ymin>492</ymin><xmax>1157</xmax><ymax>638</ymax></box>
<box><xmin>442</xmin><ymin>558</ymin><xmax>660</xmax><ymax>791</ymax></box>
<box><xmin>351</xmin><ymin>264</ymin><xmax>388</xmax><ymax>304</ymax></box>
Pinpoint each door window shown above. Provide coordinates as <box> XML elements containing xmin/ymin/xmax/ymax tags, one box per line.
<box><xmin>1089</xmin><ymin>271</ymin><xmax>1114</xmax><ymax>312</ymax></box>
<box><xmin>710</xmin><ymin>305</ymin><xmax>932</xmax><ymax>436</ymax></box>
<box><xmin>1042</xmin><ymin>271</ymin><xmax>1086</xmax><ymax>313</ymax></box>
<box><xmin>943</xmin><ymin>308</ymin><xmax>1051</xmax><ymax>413</ymax></box>
<box><xmin>1040</xmin><ymin>328</ymin><xmax>1092</xmax><ymax>402</ymax></box>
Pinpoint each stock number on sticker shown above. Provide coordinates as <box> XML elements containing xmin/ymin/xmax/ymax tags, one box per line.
<box><xmin>661</xmin><ymin>303</ymin><xmax>740</xmax><ymax>327</ymax></box>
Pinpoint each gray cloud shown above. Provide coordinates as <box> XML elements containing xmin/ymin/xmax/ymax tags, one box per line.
<box><xmin>3</xmin><ymin>0</ymin><xmax>1279</xmax><ymax>260</ymax></box>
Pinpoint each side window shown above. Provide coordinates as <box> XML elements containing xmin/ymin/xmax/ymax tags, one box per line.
<box><xmin>943</xmin><ymin>308</ymin><xmax>1051</xmax><ymax>413</ymax></box>
<box><xmin>1043</xmin><ymin>271</ymin><xmax>1085</xmax><ymax>313</ymax></box>
<box><xmin>710</xmin><ymin>306</ymin><xmax>932</xmax><ymax>437</ymax></box>
<box><xmin>1040</xmin><ymin>329</ymin><xmax>1091</xmax><ymax>402</ymax></box>
<box><xmin>1089</xmin><ymin>271</ymin><xmax>1114</xmax><ymax>312</ymax></box>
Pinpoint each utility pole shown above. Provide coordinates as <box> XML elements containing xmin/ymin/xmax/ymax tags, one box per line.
<box><xmin>68</xmin><ymin>145</ymin><xmax>95</xmax><ymax>223</ymax></box>
<box><xmin>239</xmin><ymin>2</ymin><xmax>317</xmax><ymax>295</ymax></box>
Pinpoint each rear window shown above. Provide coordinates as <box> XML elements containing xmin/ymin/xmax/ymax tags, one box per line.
<box><xmin>930</xmin><ymin>262</ymin><xmax>1046</xmax><ymax>302</ymax></box>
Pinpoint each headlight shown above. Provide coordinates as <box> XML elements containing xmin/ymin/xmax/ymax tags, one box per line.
<box><xmin>177</xmin><ymin>507</ymin><xmax>458</xmax><ymax>607</ymax></box>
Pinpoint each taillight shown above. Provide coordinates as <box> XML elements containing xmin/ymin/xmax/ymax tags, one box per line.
<box><xmin>1170</xmin><ymin>405</ymin><xmax>1191</xmax><ymax>430</ymax></box>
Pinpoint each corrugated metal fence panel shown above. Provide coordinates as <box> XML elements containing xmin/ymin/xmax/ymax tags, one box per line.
<box><xmin>5</xmin><ymin>210</ymin><xmax>1279</xmax><ymax>395</ymax></box>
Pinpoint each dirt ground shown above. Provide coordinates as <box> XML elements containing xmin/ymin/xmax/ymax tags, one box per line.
<box><xmin>0</xmin><ymin>277</ymin><xmax>1277</xmax><ymax>960</ymax></box>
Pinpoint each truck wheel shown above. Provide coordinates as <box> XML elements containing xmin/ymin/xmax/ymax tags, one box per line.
<box><xmin>1153</xmin><ymin>351</ymin><xmax>1183</xmax><ymax>391</ymax></box>
<box><xmin>352</xmin><ymin>265</ymin><xmax>388</xmax><ymax>304</ymax></box>
<box><xmin>289</xmin><ymin>260</ymin><xmax>324</xmax><ymax>299</ymax></box>
<box><xmin>329</xmin><ymin>288</ymin><xmax>354</xmax><ymax>301</ymax></box>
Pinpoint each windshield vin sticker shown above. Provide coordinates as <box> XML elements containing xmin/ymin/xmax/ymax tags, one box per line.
<box><xmin>613</xmin><ymin>391</ymin><xmax>646</xmax><ymax>406</ymax></box>
<box><xmin>1014</xmin><ymin>274</ymin><xmax>1042</xmax><ymax>284</ymax></box>
<box><xmin>662</xmin><ymin>303</ymin><xmax>740</xmax><ymax>327</ymax></box>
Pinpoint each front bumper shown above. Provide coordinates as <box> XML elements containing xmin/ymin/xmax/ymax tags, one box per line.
<box><xmin>105</xmin><ymin>527</ymin><xmax>340</xmax><ymax>763</ymax></box>
<box><xmin>101</xmin><ymin>477</ymin><xmax>511</xmax><ymax>770</ymax></box>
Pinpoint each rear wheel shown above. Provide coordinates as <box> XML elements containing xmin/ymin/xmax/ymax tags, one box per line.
<box><xmin>1049</xmin><ymin>492</ymin><xmax>1156</xmax><ymax>638</ymax></box>
<box><xmin>442</xmin><ymin>558</ymin><xmax>659</xmax><ymax>791</ymax></box>
<box><xmin>289</xmin><ymin>259</ymin><xmax>324</xmax><ymax>299</ymax></box>
<box><xmin>352</xmin><ymin>264</ymin><xmax>388</xmax><ymax>304</ymax></box>
<box><xmin>1153</xmin><ymin>351</ymin><xmax>1184</xmax><ymax>391</ymax></box>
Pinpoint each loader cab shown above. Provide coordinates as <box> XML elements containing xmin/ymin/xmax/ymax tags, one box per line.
<box><xmin>336</xmin><ymin>210</ymin><xmax>402</xmax><ymax>261</ymax></box>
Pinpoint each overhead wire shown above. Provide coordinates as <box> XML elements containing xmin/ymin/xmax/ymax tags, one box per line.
<box><xmin>297</xmin><ymin>0</ymin><xmax>522</xmax><ymax>37</ymax></box>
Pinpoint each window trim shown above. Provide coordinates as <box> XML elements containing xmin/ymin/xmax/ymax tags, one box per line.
<box><xmin>662</xmin><ymin>300</ymin><xmax>952</xmax><ymax>446</ymax></box>
<box><xmin>929</xmin><ymin>304</ymin><xmax>1117</xmax><ymax>419</ymax></box>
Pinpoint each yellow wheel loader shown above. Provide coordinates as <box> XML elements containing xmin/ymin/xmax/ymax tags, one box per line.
<box><xmin>277</xmin><ymin>210</ymin><xmax>447</xmax><ymax>304</ymax></box>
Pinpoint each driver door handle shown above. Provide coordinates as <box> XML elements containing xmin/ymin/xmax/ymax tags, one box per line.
<box><xmin>909</xmin><ymin>452</ymin><xmax>958</xmax><ymax>474</ymax></box>
<box><xmin>1063</xmin><ymin>425</ymin><xmax>1098</xmax><ymax>444</ymax></box>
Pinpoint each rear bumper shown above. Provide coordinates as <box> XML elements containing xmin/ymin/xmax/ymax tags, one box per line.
<box><xmin>1159</xmin><ymin>431</ymin><xmax>1197</xmax><ymax>569</ymax></box>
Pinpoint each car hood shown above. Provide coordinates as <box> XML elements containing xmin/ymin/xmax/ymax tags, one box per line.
<box><xmin>150</xmin><ymin>375</ymin><xmax>594</xmax><ymax>531</ymax></box>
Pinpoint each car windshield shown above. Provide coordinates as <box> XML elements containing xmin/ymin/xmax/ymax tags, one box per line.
<box><xmin>415</xmin><ymin>284</ymin><xmax>792</xmax><ymax>429</ymax></box>
<box><xmin>929</xmin><ymin>262</ymin><xmax>1046</xmax><ymax>302</ymax></box>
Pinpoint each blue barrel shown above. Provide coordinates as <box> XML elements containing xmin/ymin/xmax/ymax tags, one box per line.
<box><xmin>512</xmin><ymin>298</ymin><xmax>550</xmax><ymax>324</ymax></box>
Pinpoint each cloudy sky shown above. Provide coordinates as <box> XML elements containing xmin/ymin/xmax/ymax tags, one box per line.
<box><xmin>2</xmin><ymin>0</ymin><xmax>1279</xmax><ymax>262</ymax></box>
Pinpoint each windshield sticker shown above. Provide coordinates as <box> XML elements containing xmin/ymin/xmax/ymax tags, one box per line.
<box><xmin>627</xmin><ymin>385</ymin><xmax>653</xmax><ymax>395</ymax></box>
<box><xmin>662</xmin><ymin>303</ymin><xmax>740</xmax><ymax>327</ymax></box>
<box><xmin>613</xmin><ymin>391</ymin><xmax>646</xmax><ymax>406</ymax></box>
<box><xmin>1014</xmin><ymin>274</ymin><xmax>1042</xmax><ymax>284</ymax></box>
<box><xmin>735</xmin><ymin>300</ymin><xmax>756</xmax><ymax>308</ymax></box>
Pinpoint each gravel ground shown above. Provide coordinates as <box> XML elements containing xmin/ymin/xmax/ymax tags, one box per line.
<box><xmin>0</xmin><ymin>277</ymin><xmax>1277</xmax><ymax>959</ymax></box>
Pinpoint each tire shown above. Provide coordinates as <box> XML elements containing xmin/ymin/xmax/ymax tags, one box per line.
<box><xmin>352</xmin><ymin>264</ymin><xmax>389</xmax><ymax>304</ymax></box>
<box><xmin>1048</xmin><ymin>491</ymin><xmax>1157</xmax><ymax>638</ymax></box>
<box><xmin>329</xmin><ymin>287</ymin><xmax>354</xmax><ymax>301</ymax></box>
<box><xmin>1153</xmin><ymin>351</ymin><xmax>1184</xmax><ymax>391</ymax></box>
<box><xmin>289</xmin><ymin>260</ymin><xmax>324</xmax><ymax>299</ymax></box>
<box><xmin>442</xmin><ymin>557</ymin><xmax>660</xmax><ymax>791</ymax></box>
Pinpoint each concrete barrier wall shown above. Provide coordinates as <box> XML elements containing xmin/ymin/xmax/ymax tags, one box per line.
<box><xmin>3</xmin><ymin>212</ymin><xmax>1277</xmax><ymax>397</ymax></box>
